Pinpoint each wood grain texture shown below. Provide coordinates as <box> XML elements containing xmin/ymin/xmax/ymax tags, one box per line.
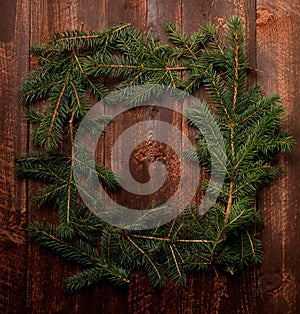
<box><xmin>75</xmin><ymin>1</ymin><xmax>130</xmax><ymax>312</ymax></box>
<box><xmin>256</xmin><ymin>1</ymin><xmax>300</xmax><ymax>313</ymax></box>
<box><xmin>181</xmin><ymin>1</ymin><xmax>258</xmax><ymax>313</ymax></box>
<box><xmin>106</xmin><ymin>0</ymin><xmax>147</xmax><ymax>29</ymax></box>
<box><xmin>0</xmin><ymin>1</ymin><xmax>29</xmax><ymax>313</ymax></box>
<box><xmin>25</xmin><ymin>1</ymin><xmax>80</xmax><ymax>313</ymax></box>
<box><xmin>182</xmin><ymin>0</ymin><xmax>257</xmax><ymax>69</ymax></box>
<box><xmin>1</xmin><ymin>0</ymin><xmax>300</xmax><ymax>313</ymax></box>
<box><xmin>105</xmin><ymin>1</ymin><xmax>184</xmax><ymax>312</ymax></box>
<box><xmin>106</xmin><ymin>2</ymin><xmax>185</xmax><ymax>313</ymax></box>
<box><xmin>78</xmin><ymin>0</ymin><xmax>106</xmax><ymax>31</ymax></box>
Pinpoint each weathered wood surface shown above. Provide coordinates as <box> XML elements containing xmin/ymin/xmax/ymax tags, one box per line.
<box><xmin>0</xmin><ymin>0</ymin><xmax>29</xmax><ymax>313</ymax></box>
<box><xmin>256</xmin><ymin>1</ymin><xmax>300</xmax><ymax>313</ymax></box>
<box><xmin>0</xmin><ymin>0</ymin><xmax>299</xmax><ymax>313</ymax></box>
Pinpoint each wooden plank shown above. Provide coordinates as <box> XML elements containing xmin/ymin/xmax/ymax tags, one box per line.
<box><xmin>0</xmin><ymin>0</ymin><xmax>17</xmax><ymax>42</ymax></box>
<box><xmin>74</xmin><ymin>2</ymin><xmax>128</xmax><ymax>312</ymax></box>
<box><xmin>77</xmin><ymin>1</ymin><xmax>151</xmax><ymax>313</ymax></box>
<box><xmin>180</xmin><ymin>1</ymin><xmax>259</xmax><ymax>313</ymax></box>
<box><xmin>0</xmin><ymin>0</ymin><xmax>29</xmax><ymax>313</ymax></box>
<box><xmin>145</xmin><ymin>0</ymin><xmax>182</xmax><ymax>36</ymax></box>
<box><xmin>106</xmin><ymin>0</ymin><xmax>147</xmax><ymax>30</ymax></box>
<box><xmin>256</xmin><ymin>2</ymin><xmax>300</xmax><ymax>313</ymax></box>
<box><xmin>97</xmin><ymin>1</ymin><xmax>185</xmax><ymax>313</ymax></box>
<box><xmin>77</xmin><ymin>0</ymin><xmax>106</xmax><ymax>31</ymax></box>
<box><xmin>25</xmin><ymin>1</ymin><xmax>81</xmax><ymax>313</ymax></box>
<box><xmin>182</xmin><ymin>0</ymin><xmax>256</xmax><ymax>69</ymax></box>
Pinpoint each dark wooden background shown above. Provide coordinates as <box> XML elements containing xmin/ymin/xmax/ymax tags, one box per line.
<box><xmin>1</xmin><ymin>0</ymin><xmax>300</xmax><ymax>313</ymax></box>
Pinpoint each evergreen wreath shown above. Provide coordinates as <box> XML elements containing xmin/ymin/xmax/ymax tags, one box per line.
<box><xmin>16</xmin><ymin>16</ymin><xmax>294</xmax><ymax>293</ymax></box>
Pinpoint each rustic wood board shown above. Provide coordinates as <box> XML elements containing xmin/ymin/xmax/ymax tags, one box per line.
<box><xmin>1</xmin><ymin>0</ymin><xmax>299</xmax><ymax>313</ymax></box>
<box><xmin>256</xmin><ymin>1</ymin><xmax>300</xmax><ymax>313</ymax></box>
<box><xmin>0</xmin><ymin>0</ymin><xmax>29</xmax><ymax>313</ymax></box>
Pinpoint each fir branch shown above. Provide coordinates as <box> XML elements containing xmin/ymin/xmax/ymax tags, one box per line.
<box><xmin>28</xmin><ymin>222</ymin><xmax>100</xmax><ymax>266</ymax></box>
<box><xmin>65</xmin><ymin>265</ymin><xmax>130</xmax><ymax>293</ymax></box>
<box><xmin>126</xmin><ymin>234</ymin><xmax>163</xmax><ymax>285</ymax></box>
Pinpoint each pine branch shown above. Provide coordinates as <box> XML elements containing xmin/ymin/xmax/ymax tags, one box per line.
<box><xmin>65</xmin><ymin>265</ymin><xmax>130</xmax><ymax>293</ymax></box>
<box><xmin>28</xmin><ymin>222</ymin><xmax>100</xmax><ymax>266</ymax></box>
